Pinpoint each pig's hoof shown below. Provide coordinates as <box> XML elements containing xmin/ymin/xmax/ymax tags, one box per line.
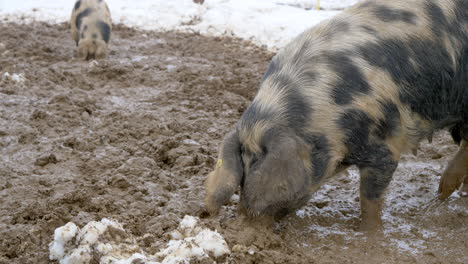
<box><xmin>437</xmin><ymin>172</ymin><xmax>463</xmax><ymax>200</ymax></box>
<box><xmin>460</xmin><ymin>183</ymin><xmax>468</xmax><ymax>196</ymax></box>
<box><xmin>359</xmin><ymin>220</ymin><xmax>383</xmax><ymax>235</ymax></box>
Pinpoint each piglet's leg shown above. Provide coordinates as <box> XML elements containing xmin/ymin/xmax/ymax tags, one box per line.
<box><xmin>438</xmin><ymin>140</ymin><xmax>468</xmax><ymax>200</ymax></box>
<box><xmin>358</xmin><ymin>160</ymin><xmax>397</xmax><ymax>232</ymax></box>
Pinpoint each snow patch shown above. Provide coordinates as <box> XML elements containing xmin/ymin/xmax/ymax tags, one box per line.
<box><xmin>2</xmin><ymin>72</ymin><xmax>26</xmax><ymax>84</ymax></box>
<box><xmin>0</xmin><ymin>0</ymin><xmax>361</xmax><ymax>50</ymax></box>
<box><xmin>49</xmin><ymin>215</ymin><xmax>230</xmax><ymax>264</ymax></box>
<box><xmin>49</xmin><ymin>218</ymin><xmax>142</xmax><ymax>264</ymax></box>
<box><xmin>182</xmin><ymin>139</ymin><xmax>200</xmax><ymax>146</ymax></box>
<box><xmin>49</xmin><ymin>222</ymin><xmax>79</xmax><ymax>260</ymax></box>
<box><xmin>162</xmin><ymin>215</ymin><xmax>230</xmax><ymax>262</ymax></box>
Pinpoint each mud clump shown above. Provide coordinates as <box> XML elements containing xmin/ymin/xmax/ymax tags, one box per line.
<box><xmin>35</xmin><ymin>153</ymin><xmax>58</xmax><ymax>167</ymax></box>
<box><xmin>0</xmin><ymin>21</ymin><xmax>466</xmax><ymax>264</ymax></box>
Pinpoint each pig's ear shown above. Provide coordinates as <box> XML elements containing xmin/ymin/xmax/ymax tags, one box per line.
<box><xmin>205</xmin><ymin>130</ymin><xmax>243</xmax><ymax>214</ymax></box>
<box><xmin>241</xmin><ymin>133</ymin><xmax>312</xmax><ymax>215</ymax></box>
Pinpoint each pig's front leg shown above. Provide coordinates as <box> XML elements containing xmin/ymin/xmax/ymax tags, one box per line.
<box><xmin>358</xmin><ymin>158</ymin><xmax>398</xmax><ymax>232</ymax></box>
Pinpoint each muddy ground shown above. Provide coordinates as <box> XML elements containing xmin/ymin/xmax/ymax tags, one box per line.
<box><xmin>0</xmin><ymin>21</ymin><xmax>466</xmax><ymax>264</ymax></box>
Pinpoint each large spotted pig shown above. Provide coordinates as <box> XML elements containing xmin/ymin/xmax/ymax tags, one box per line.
<box><xmin>205</xmin><ymin>0</ymin><xmax>468</xmax><ymax>231</ymax></box>
<box><xmin>70</xmin><ymin>0</ymin><xmax>112</xmax><ymax>60</ymax></box>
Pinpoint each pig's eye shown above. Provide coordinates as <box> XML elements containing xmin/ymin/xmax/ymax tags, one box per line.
<box><xmin>262</xmin><ymin>146</ymin><xmax>268</xmax><ymax>155</ymax></box>
<box><xmin>250</xmin><ymin>155</ymin><xmax>259</xmax><ymax>169</ymax></box>
<box><xmin>251</xmin><ymin>156</ymin><xmax>258</xmax><ymax>165</ymax></box>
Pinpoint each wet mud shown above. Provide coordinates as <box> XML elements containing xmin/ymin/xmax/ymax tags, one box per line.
<box><xmin>0</xmin><ymin>21</ymin><xmax>466</xmax><ymax>264</ymax></box>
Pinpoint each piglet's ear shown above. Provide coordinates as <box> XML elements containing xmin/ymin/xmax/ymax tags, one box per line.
<box><xmin>205</xmin><ymin>130</ymin><xmax>243</xmax><ymax>214</ymax></box>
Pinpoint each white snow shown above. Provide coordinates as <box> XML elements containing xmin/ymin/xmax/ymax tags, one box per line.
<box><xmin>2</xmin><ymin>72</ymin><xmax>27</xmax><ymax>84</ymax></box>
<box><xmin>49</xmin><ymin>218</ymin><xmax>143</xmax><ymax>264</ymax></box>
<box><xmin>193</xmin><ymin>229</ymin><xmax>230</xmax><ymax>257</ymax></box>
<box><xmin>0</xmin><ymin>0</ymin><xmax>360</xmax><ymax>50</ymax></box>
<box><xmin>49</xmin><ymin>222</ymin><xmax>79</xmax><ymax>260</ymax></box>
<box><xmin>182</xmin><ymin>139</ymin><xmax>200</xmax><ymax>146</ymax></box>
<box><xmin>179</xmin><ymin>215</ymin><xmax>198</xmax><ymax>230</ymax></box>
<box><xmin>49</xmin><ymin>215</ymin><xmax>230</xmax><ymax>264</ymax></box>
<box><xmin>160</xmin><ymin>215</ymin><xmax>230</xmax><ymax>262</ymax></box>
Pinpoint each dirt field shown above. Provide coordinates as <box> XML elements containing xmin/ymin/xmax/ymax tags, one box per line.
<box><xmin>0</xmin><ymin>21</ymin><xmax>466</xmax><ymax>264</ymax></box>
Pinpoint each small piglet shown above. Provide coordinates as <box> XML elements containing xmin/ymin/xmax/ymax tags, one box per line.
<box><xmin>70</xmin><ymin>0</ymin><xmax>112</xmax><ymax>60</ymax></box>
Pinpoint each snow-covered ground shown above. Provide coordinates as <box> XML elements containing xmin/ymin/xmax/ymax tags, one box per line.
<box><xmin>0</xmin><ymin>0</ymin><xmax>360</xmax><ymax>49</ymax></box>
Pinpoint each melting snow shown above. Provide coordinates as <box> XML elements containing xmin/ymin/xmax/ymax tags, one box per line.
<box><xmin>2</xmin><ymin>72</ymin><xmax>26</xmax><ymax>83</ymax></box>
<box><xmin>0</xmin><ymin>0</ymin><xmax>361</xmax><ymax>50</ymax></box>
<box><xmin>49</xmin><ymin>215</ymin><xmax>230</xmax><ymax>264</ymax></box>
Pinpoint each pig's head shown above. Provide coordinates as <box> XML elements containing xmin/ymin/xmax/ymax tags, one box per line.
<box><xmin>77</xmin><ymin>38</ymin><xmax>108</xmax><ymax>60</ymax></box>
<box><xmin>205</xmin><ymin>126</ymin><xmax>314</xmax><ymax>219</ymax></box>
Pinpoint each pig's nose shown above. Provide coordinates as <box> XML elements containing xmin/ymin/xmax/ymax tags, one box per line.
<box><xmin>86</xmin><ymin>53</ymin><xmax>95</xmax><ymax>60</ymax></box>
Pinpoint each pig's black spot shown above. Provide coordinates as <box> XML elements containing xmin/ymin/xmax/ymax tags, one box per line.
<box><xmin>304</xmin><ymin>133</ymin><xmax>330</xmax><ymax>183</ymax></box>
<box><xmin>241</xmin><ymin>72</ymin><xmax>312</xmax><ymax>136</ymax></box>
<box><xmin>359</xmin><ymin>38</ymin><xmax>410</xmax><ymax>82</ymax></box>
<box><xmin>83</xmin><ymin>25</ymin><xmax>88</xmax><ymax>31</ymax></box>
<box><xmin>424</xmin><ymin>1</ymin><xmax>448</xmax><ymax>35</ymax></box>
<box><xmin>273</xmin><ymin>73</ymin><xmax>296</xmax><ymax>92</ymax></box>
<box><xmin>338</xmin><ymin>108</ymin><xmax>398</xmax><ymax>197</ymax></box>
<box><xmin>360</xmin><ymin>157</ymin><xmax>397</xmax><ymax>199</ymax></box>
<box><xmin>76</xmin><ymin>8</ymin><xmax>92</xmax><ymax>29</ymax></box>
<box><xmin>357</xmin><ymin>7</ymin><xmax>464</xmax><ymax>126</ymax></box>
<box><xmin>302</xmin><ymin>70</ymin><xmax>317</xmax><ymax>85</ymax></box>
<box><xmin>332</xmin><ymin>20</ymin><xmax>350</xmax><ymax>33</ymax></box>
<box><xmin>322</xmin><ymin>5</ymin><xmax>461</xmax><ymax>141</ymax></box>
<box><xmin>282</xmin><ymin>81</ymin><xmax>311</xmax><ymax>129</ymax></box>
<box><xmin>80</xmin><ymin>33</ymin><xmax>85</xmax><ymax>39</ymax></box>
<box><xmin>453</xmin><ymin>0</ymin><xmax>468</xmax><ymax>23</ymax></box>
<box><xmin>97</xmin><ymin>20</ymin><xmax>111</xmax><ymax>43</ymax></box>
<box><xmin>375</xmin><ymin>100</ymin><xmax>400</xmax><ymax>139</ymax></box>
<box><xmin>326</xmin><ymin>51</ymin><xmax>370</xmax><ymax>105</ymax></box>
<box><xmin>261</xmin><ymin>57</ymin><xmax>280</xmax><ymax>82</ymax></box>
<box><xmin>372</xmin><ymin>5</ymin><xmax>416</xmax><ymax>24</ymax></box>
<box><xmin>337</xmin><ymin>109</ymin><xmax>373</xmax><ymax>154</ymax></box>
<box><xmin>359</xmin><ymin>1</ymin><xmax>375</xmax><ymax>8</ymax></box>
<box><xmin>337</xmin><ymin>109</ymin><xmax>396</xmax><ymax>167</ymax></box>
<box><xmin>291</xmin><ymin>40</ymin><xmax>312</xmax><ymax>66</ymax></box>
<box><xmin>74</xmin><ymin>0</ymin><xmax>81</xmax><ymax>10</ymax></box>
<box><xmin>268</xmin><ymin>72</ymin><xmax>312</xmax><ymax>129</ymax></box>
<box><xmin>360</xmin><ymin>25</ymin><xmax>377</xmax><ymax>35</ymax></box>
<box><xmin>324</xmin><ymin>20</ymin><xmax>350</xmax><ymax>39</ymax></box>
<box><xmin>92</xmin><ymin>33</ymin><xmax>97</xmax><ymax>39</ymax></box>
<box><xmin>396</xmin><ymin>38</ymin><xmax>457</xmax><ymax>124</ymax></box>
<box><xmin>240</xmin><ymin>102</ymin><xmax>274</xmax><ymax>131</ymax></box>
<box><xmin>318</xmin><ymin>20</ymin><xmax>351</xmax><ymax>40</ymax></box>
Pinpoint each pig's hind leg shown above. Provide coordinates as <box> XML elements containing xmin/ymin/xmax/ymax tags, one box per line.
<box><xmin>438</xmin><ymin>140</ymin><xmax>468</xmax><ymax>200</ymax></box>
